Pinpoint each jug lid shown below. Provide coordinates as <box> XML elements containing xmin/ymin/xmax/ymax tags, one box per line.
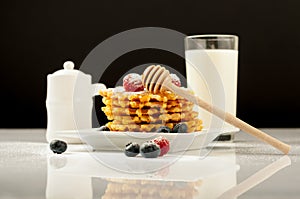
<box><xmin>51</xmin><ymin>61</ymin><xmax>89</xmax><ymax>78</ymax></box>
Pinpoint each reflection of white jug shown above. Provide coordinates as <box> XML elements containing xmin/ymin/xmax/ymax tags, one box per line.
<box><xmin>46</xmin><ymin>155</ymin><xmax>93</xmax><ymax>199</ymax></box>
<box><xmin>46</xmin><ymin>61</ymin><xmax>106</xmax><ymax>143</ymax></box>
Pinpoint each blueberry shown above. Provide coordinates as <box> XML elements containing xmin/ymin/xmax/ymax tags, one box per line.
<box><xmin>99</xmin><ymin>125</ymin><xmax>110</xmax><ymax>131</ymax></box>
<box><xmin>50</xmin><ymin>140</ymin><xmax>67</xmax><ymax>154</ymax></box>
<box><xmin>156</xmin><ymin>126</ymin><xmax>171</xmax><ymax>133</ymax></box>
<box><xmin>140</xmin><ymin>141</ymin><xmax>161</xmax><ymax>158</ymax></box>
<box><xmin>172</xmin><ymin>123</ymin><xmax>188</xmax><ymax>133</ymax></box>
<box><xmin>124</xmin><ymin>142</ymin><xmax>140</xmax><ymax>157</ymax></box>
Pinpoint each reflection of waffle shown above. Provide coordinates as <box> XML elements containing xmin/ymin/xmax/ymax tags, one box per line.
<box><xmin>101</xmin><ymin>179</ymin><xmax>201</xmax><ymax>199</ymax></box>
<box><xmin>99</xmin><ymin>87</ymin><xmax>203</xmax><ymax>132</ymax></box>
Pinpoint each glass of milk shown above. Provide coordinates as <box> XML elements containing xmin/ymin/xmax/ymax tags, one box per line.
<box><xmin>185</xmin><ymin>35</ymin><xmax>239</xmax><ymax>137</ymax></box>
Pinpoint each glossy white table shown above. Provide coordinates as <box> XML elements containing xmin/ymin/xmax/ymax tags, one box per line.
<box><xmin>0</xmin><ymin>129</ymin><xmax>299</xmax><ymax>199</ymax></box>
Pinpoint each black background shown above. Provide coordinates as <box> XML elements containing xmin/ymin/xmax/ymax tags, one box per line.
<box><xmin>0</xmin><ymin>0</ymin><xmax>299</xmax><ymax>128</ymax></box>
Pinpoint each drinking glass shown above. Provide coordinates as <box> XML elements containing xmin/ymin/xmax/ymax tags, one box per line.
<box><xmin>185</xmin><ymin>35</ymin><xmax>239</xmax><ymax>137</ymax></box>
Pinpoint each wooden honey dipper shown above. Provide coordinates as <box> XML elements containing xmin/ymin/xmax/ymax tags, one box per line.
<box><xmin>142</xmin><ymin>65</ymin><xmax>291</xmax><ymax>154</ymax></box>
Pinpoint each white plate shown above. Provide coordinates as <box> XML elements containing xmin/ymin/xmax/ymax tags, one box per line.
<box><xmin>59</xmin><ymin>128</ymin><xmax>224</xmax><ymax>152</ymax></box>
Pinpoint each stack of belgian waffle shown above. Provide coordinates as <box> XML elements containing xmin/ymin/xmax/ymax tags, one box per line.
<box><xmin>99</xmin><ymin>86</ymin><xmax>203</xmax><ymax>132</ymax></box>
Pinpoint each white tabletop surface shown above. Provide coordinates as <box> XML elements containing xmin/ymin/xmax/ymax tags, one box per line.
<box><xmin>0</xmin><ymin>129</ymin><xmax>299</xmax><ymax>199</ymax></box>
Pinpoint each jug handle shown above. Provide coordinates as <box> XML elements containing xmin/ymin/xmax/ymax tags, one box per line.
<box><xmin>92</xmin><ymin>83</ymin><xmax>106</xmax><ymax>96</ymax></box>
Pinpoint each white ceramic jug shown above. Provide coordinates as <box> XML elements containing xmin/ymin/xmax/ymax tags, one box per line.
<box><xmin>46</xmin><ymin>61</ymin><xmax>105</xmax><ymax>143</ymax></box>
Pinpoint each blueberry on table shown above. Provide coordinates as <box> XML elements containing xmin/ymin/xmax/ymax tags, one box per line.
<box><xmin>172</xmin><ymin>123</ymin><xmax>188</xmax><ymax>133</ymax></box>
<box><xmin>99</xmin><ymin>125</ymin><xmax>110</xmax><ymax>131</ymax></box>
<box><xmin>50</xmin><ymin>140</ymin><xmax>67</xmax><ymax>154</ymax></box>
<box><xmin>124</xmin><ymin>142</ymin><xmax>140</xmax><ymax>157</ymax></box>
<box><xmin>140</xmin><ymin>141</ymin><xmax>161</xmax><ymax>158</ymax></box>
<box><xmin>156</xmin><ymin>126</ymin><xmax>171</xmax><ymax>133</ymax></box>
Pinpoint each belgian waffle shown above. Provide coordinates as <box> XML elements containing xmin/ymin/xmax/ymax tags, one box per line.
<box><xmin>110</xmin><ymin>111</ymin><xmax>199</xmax><ymax>124</ymax></box>
<box><xmin>102</xmin><ymin>98</ymin><xmax>193</xmax><ymax>110</ymax></box>
<box><xmin>99</xmin><ymin>87</ymin><xmax>188</xmax><ymax>101</ymax></box>
<box><xmin>106</xmin><ymin>120</ymin><xmax>202</xmax><ymax>132</ymax></box>
<box><xmin>103</xmin><ymin>100</ymin><xmax>196</xmax><ymax>117</ymax></box>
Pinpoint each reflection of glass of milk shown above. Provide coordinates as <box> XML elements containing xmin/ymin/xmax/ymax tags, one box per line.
<box><xmin>185</xmin><ymin>35</ymin><xmax>239</xmax><ymax>134</ymax></box>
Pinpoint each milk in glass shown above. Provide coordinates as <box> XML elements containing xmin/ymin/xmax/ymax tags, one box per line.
<box><xmin>185</xmin><ymin>49</ymin><xmax>238</xmax><ymax>132</ymax></box>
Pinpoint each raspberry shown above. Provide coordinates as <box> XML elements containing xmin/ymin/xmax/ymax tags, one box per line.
<box><xmin>152</xmin><ymin>136</ymin><xmax>170</xmax><ymax>156</ymax></box>
<box><xmin>170</xmin><ymin>74</ymin><xmax>181</xmax><ymax>87</ymax></box>
<box><xmin>123</xmin><ymin>73</ymin><xmax>144</xmax><ymax>92</ymax></box>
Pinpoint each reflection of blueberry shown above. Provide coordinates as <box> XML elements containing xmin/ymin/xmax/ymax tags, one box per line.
<box><xmin>49</xmin><ymin>155</ymin><xmax>67</xmax><ymax>169</ymax></box>
<box><xmin>99</xmin><ymin>125</ymin><xmax>110</xmax><ymax>131</ymax></box>
<box><xmin>125</xmin><ymin>142</ymin><xmax>140</xmax><ymax>157</ymax></box>
<box><xmin>156</xmin><ymin>126</ymin><xmax>171</xmax><ymax>133</ymax></box>
<box><xmin>50</xmin><ymin>140</ymin><xmax>67</xmax><ymax>154</ymax></box>
<box><xmin>172</xmin><ymin>123</ymin><xmax>188</xmax><ymax>133</ymax></box>
<box><xmin>140</xmin><ymin>142</ymin><xmax>160</xmax><ymax>158</ymax></box>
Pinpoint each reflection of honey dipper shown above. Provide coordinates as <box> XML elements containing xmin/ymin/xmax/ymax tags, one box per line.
<box><xmin>218</xmin><ymin>155</ymin><xmax>291</xmax><ymax>198</ymax></box>
<box><xmin>142</xmin><ymin>65</ymin><xmax>291</xmax><ymax>154</ymax></box>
